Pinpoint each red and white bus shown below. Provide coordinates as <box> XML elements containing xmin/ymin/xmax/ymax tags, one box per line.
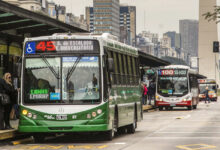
<box><xmin>198</xmin><ymin>79</ymin><xmax>218</xmax><ymax>101</ymax></box>
<box><xmin>155</xmin><ymin>65</ymin><xmax>203</xmax><ymax>110</ymax></box>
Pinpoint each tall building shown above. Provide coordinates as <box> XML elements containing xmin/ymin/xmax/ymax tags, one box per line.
<box><xmin>86</xmin><ymin>7</ymin><xmax>94</xmax><ymax>32</ymax></box>
<box><xmin>120</xmin><ymin>5</ymin><xmax>136</xmax><ymax>46</ymax></box>
<box><xmin>179</xmin><ymin>19</ymin><xmax>198</xmax><ymax>57</ymax></box>
<box><xmin>86</xmin><ymin>1</ymin><xmax>137</xmax><ymax>44</ymax></box>
<box><xmin>92</xmin><ymin>0</ymin><xmax>120</xmax><ymax>37</ymax></box>
<box><xmin>198</xmin><ymin>0</ymin><xmax>219</xmax><ymax>84</ymax></box>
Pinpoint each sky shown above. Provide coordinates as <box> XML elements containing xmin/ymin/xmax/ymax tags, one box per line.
<box><xmin>52</xmin><ymin>0</ymin><xmax>220</xmax><ymax>37</ymax></box>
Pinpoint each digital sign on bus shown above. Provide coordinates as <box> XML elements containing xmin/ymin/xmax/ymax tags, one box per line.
<box><xmin>25</xmin><ymin>40</ymin><xmax>99</xmax><ymax>54</ymax></box>
<box><xmin>158</xmin><ymin>69</ymin><xmax>187</xmax><ymax>76</ymax></box>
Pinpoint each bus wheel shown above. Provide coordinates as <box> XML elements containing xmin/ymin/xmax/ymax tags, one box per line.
<box><xmin>33</xmin><ymin>134</ymin><xmax>45</xmax><ymax>143</ymax></box>
<box><xmin>158</xmin><ymin>106</ymin><xmax>163</xmax><ymax>111</ymax></box>
<box><xmin>193</xmin><ymin>105</ymin><xmax>197</xmax><ymax>109</ymax></box>
<box><xmin>187</xmin><ymin>106</ymin><xmax>192</xmax><ymax>110</ymax></box>
<box><xmin>105</xmin><ymin>129</ymin><xmax>114</xmax><ymax>141</ymax></box>
<box><xmin>117</xmin><ymin>127</ymin><xmax>126</xmax><ymax>135</ymax></box>
<box><xmin>127</xmin><ymin>112</ymin><xmax>137</xmax><ymax>134</ymax></box>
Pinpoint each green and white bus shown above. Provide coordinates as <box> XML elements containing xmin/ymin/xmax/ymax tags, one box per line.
<box><xmin>18</xmin><ymin>33</ymin><xmax>142</xmax><ymax>141</ymax></box>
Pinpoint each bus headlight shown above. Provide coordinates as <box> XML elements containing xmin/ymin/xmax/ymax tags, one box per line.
<box><xmin>213</xmin><ymin>94</ymin><xmax>217</xmax><ymax>97</ymax></box>
<box><xmin>97</xmin><ymin>109</ymin><xmax>102</xmax><ymax>114</ymax></box>
<box><xmin>156</xmin><ymin>96</ymin><xmax>163</xmax><ymax>101</ymax></box>
<box><xmin>22</xmin><ymin>109</ymin><xmax>28</xmax><ymax>115</ymax></box>
<box><xmin>27</xmin><ymin>112</ymin><xmax>32</xmax><ymax>118</ymax></box>
<box><xmin>92</xmin><ymin>112</ymin><xmax>97</xmax><ymax>117</ymax></box>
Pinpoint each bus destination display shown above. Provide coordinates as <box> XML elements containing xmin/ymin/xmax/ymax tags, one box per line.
<box><xmin>25</xmin><ymin>40</ymin><xmax>99</xmax><ymax>54</ymax></box>
<box><xmin>158</xmin><ymin>69</ymin><xmax>187</xmax><ymax>76</ymax></box>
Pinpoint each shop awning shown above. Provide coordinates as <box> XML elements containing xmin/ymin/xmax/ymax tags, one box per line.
<box><xmin>138</xmin><ymin>50</ymin><xmax>170</xmax><ymax>67</ymax></box>
<box><xmin>0</xmin><ymin>1</ymin><xmax>88</xmax><ymax>42</ymax></box>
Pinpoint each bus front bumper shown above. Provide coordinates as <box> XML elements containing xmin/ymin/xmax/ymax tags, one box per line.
<box><xmin>156</xmin><ymin>101</ymin><xmax>192</xmax><ymax>107</ymax></box>
<box><xmin>19</xmin><ymin>124</ymin><xmax>109</xmax><ymax>133</ymax></box>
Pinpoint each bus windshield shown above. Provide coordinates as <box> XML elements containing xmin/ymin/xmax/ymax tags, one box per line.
<box><xmin>24</xmin><ymin>56</ymin><xmax>100</xmax><ymax>104</ymax></box>
<box><xmin>157</xmin><ymin>76</ymin><xmax>188</xmax><ymax>97</ymax></box>
<box><xmin>199</xmin><ymin>84</ymin><xmax>217</xmax><ymax>94</ymax></box>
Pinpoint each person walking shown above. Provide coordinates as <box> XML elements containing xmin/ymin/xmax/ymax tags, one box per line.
<box><xmin>142</xmin><ymin>83</ymin><xmax>148</xmax><ymax>105</ymax></box>
<box><xmin>204</xmin><ymin>86</ymin><xmax>210</xmax><ymax>104</ymax></box>
<box><xmin>3</xmin><ymin>73</ymin><xmax>18</xmax><ymax>129</ymax></box>
<box><xmin>148</xmin><ymin>82</ymin><xmax>156</xmax><ymax>105</ymax></box>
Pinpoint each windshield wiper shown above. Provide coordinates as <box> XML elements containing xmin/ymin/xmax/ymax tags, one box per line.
<box><xmin>40</xmin><ymin>54</ymin><xmax>60</xmax><ymax>79</ymax></box>
<box><xmin>66</xmin><ymin>56</ymin><xmax>82</xmax><ymax>82</ymax></box>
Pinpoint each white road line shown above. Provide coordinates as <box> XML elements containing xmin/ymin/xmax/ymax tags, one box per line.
<box><xmin>155</xmin><ymin>131</ymin><xmax>220</xmax><ymax>133</ymax></box>
<box><xmin>144</xmin><ymin>137</ymin><xmax>220</xmax><ymax>139</ymax></box>
<box><xmin>114</xmin><ymin>143</ymin><xmax>126</xmax><ymax>145</ymax></box>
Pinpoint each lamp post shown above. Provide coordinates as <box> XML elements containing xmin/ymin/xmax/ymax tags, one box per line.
<box><xmin>55</xmin><ymin>5</ymin><xmax>61</xmax><ymax>20</ymax></box>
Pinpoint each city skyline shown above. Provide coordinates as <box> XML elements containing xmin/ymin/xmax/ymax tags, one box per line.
<box><xmin>52</xmin><ymin>0</ymin><xmax>200</xmax><ymax>37</ymax></box>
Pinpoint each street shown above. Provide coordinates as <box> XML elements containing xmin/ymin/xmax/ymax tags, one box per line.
<box><xmin>0</xmin><ymin>100</ymin><xmax>220</xmax><ymax>150</ymax></box>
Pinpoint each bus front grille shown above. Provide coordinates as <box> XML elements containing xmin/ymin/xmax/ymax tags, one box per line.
<box><xmin>48</xmin><ymin>127</ymin><xmax>73</xmax><ymax>130</ymax></box>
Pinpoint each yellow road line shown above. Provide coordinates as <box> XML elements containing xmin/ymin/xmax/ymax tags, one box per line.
<box><xmin>176</xmin><ymin>144</ymin><xmax>216</xmax><ymax>150</ymax></box>
<box><xmin>11</xmin><ymin>137</ymin><xmax>33</xmax><ymax>145</ymax></box>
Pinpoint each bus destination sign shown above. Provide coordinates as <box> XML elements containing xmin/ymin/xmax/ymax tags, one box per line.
<box><xmin>158</xmin><ymin>69</ymin><xmax>187</xmax><ymax>76</ymax></box>
<box><xmin>25</xmin><ymin>40</ymin><xmax>99</xmax><ymax>54</ymax></box>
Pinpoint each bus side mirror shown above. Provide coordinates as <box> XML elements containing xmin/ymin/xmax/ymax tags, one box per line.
<box><xmin>107</xmin><ymin>58</ymin><xmax>114</xmax><ymax>73</ymax></box>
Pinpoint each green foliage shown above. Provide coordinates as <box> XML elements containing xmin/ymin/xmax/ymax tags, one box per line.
<box><xmin>203</xmin><ymin>6</ymin><xmax>220</xmax><ymax>23</ymax></box>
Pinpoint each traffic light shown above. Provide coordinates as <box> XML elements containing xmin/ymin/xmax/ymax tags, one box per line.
<box><xmin>213</xmin><ymin>41</ymin><xmax>219</xmax><ymax>53</ymax></box>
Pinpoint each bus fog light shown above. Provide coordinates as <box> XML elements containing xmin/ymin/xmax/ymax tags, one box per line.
<box><xmin>87</xmin><ymin>114</ymin><xmax>91</xmax><ymax>119</ymax></box>
<box><xmin>32</xmin><ymin>114</ymin><xmax>37</xmax><ymax>119</ymax></box>
<box><xmin>27</xmin><ymin>112</ymin><xmax>32</xmax><ymax>118</ymax></box>
<box><xmin>97</xmin><ymin>109</ymin><xmax>102</xmax><ymax>114</ymax></box>
<box><xmin>92</xmin><ymin>112</ymin><xmax>97</xmax><ymax>117</ymax></box>
<box><xmin>22</xmin><ymin>110</ymin><xmax>28</xmax><ymax>115</ymax></box>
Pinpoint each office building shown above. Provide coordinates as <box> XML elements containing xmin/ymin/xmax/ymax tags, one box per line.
<box><xmin>179</xmin><ymin>19</ymin><xmax>198</xmax><ymax>57</ymax></box>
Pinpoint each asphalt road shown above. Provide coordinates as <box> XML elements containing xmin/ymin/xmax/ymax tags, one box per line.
<box><xmin>1</xmin><ymin>100</ymin><xmax>220</xmax><ymax>150</ymax></box>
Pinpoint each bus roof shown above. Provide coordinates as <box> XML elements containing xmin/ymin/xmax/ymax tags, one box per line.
<box><xmin>24</xmin><ymin>33</ymin><xmax>138</xmax><ymax>56</ymax></box>
<box><xmin>162</xmin><ymin>65</ymin><xmax>206</xmax><ymax>78</ymax></box>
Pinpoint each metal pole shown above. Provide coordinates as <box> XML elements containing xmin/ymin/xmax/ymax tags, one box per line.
<box><xmin>215</xmin><ymin>53</ymin><xmax>216</xmax><ymax>81</ymax></box>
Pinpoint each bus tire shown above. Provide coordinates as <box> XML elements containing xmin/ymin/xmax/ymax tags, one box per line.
<box><xmin>33</xmin><ymin>134</ymin><xmax>45</xmax><ymax>143</ymax></box>
<box><xmin>193</xmin><ymin>105</ymin><xmax>197</xmax><ymax>109</ymax></box>
<box><xmin>105</xmin><ymin>108</ymin><xmax>118</xmax><ymax>140</ymax></box>
<box><xmin>158</xmin><ymin>106</ymin><xmax>163</xmax><ymax>111</ymax></box>
<box><xmin>127</xmin><ymin>110</ymin><xmax>137</xmax><ymax>134</ymax></box>
<box><xmin>187</xmin><ymin>106</ymin><xmax>192</xmax><ymax>110</ymax></box>
<box><xmin>105</xmin><ymin>129</ymin><xmax>114</xmax><ymax>141</ymax></box>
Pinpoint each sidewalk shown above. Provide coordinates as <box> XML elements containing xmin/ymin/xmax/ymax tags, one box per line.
<box><xmin>0</xmin><ymin>120</ymin><xmax>19</xmax><ymax>140</ymax></box>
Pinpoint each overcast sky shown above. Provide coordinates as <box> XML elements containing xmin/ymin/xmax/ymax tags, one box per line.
<box><xmin>52</xmin><ymin>0</ymin><xmax>220</xmax><ymax>37</ymax></box>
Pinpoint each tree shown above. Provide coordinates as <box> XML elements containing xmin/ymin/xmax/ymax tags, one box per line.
<box><xmin>203</xmin><ymin>6</ymin><xmax>220</xmax><ymax>23</ymax></box>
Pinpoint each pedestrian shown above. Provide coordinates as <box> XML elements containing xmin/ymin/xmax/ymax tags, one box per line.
<box><xmin>148</xmin><ymin>82</ymin><xmax>156</xmax><ymax>105</ymax></box>
<box><xmin>204</xmin><ymin>86</ymin><xmax>210</xmax><ymax>104</ymax></box>
<box><xmin>0</xmin><ymin>78</ymin><xmax>7</xmax><ymax>130</ymax></box>
<box><xmin>3</xmin><ymin>73</ymin><xmax>18</xmax><ymax>129</ymax></box>
<box><xmin>142</xmin><ymin>83</ymin><xmax>148</xmax><ymax>105</ymax></box>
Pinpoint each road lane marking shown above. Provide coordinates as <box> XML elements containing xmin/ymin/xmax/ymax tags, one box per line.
<box><xmin>155</xmin><ymin>131</ymin><xmax>220</xmax><ymax>133</ymax></box>
<box><xmin>176</xmin><ymin>144</ymin><xmax>216</xmax><ymax>150</ymax></box>
<box><xmin>11</xmin><ymin>137</ymin><xmax>34</xmax><ymax>145</ymax></box>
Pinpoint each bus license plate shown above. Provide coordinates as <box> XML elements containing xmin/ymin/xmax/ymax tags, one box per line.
<box><xmin>170</xmin><ymin>103</ymin><xmax>176</xmax><ymax>107</ymax></box>
<box><xmin>56</xmin><ymin>115</ymin><xmax>67</xmax><ymax>120</ymax></box>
